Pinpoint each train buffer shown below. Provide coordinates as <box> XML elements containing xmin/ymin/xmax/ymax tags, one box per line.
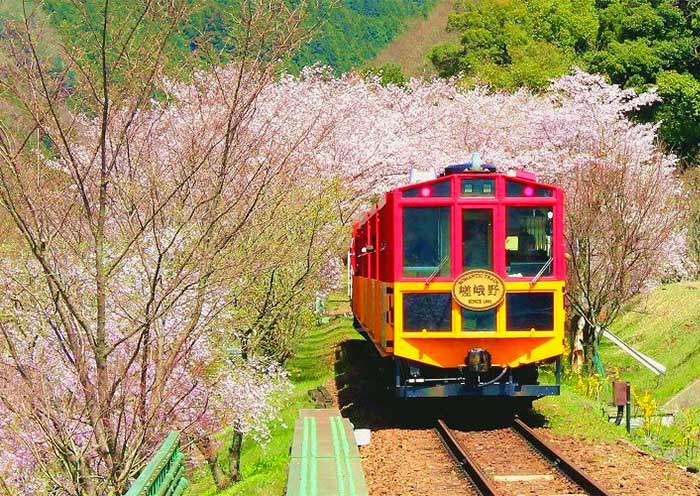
<box><xmin>286</xmin><ymin>408</ymin><xmax>369</xmax><ymax>496</ymax></box>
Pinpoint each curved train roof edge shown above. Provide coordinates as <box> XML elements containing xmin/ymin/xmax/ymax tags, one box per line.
<box><xmin>353</xmin><ymin>168</ymin><xmax>562</xmax><ymax>228</ymax></box>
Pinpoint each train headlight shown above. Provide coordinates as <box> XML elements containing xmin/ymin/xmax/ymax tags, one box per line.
<box><xmin>465</xmin><ymin>348</ymin><xmax>491</xmax><ymax>373</ymax></box>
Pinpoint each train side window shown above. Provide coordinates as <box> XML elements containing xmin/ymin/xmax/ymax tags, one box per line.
<box><xmin>506</xmin><ymin>293</ymin><xmax>553</xmax><ymax>331</ymax></box>
<box><xmin>506</xmin><ymin>207</ymin><xmax>553</xmax><ymax>277</ymax></box>
<box><xmin>403</xmin><ymin>293</ymin><xmax>452</xmax><ymax>332</ymax></box>
<box><xmin>461</xmin><ymin>308</ymin><xmax>495</xmax><ymax>331</ymax></box>
<box><xmin>402</xmin><ymin>207</ymin><xmax>451</xmax><ymax>277</ymax></box>
<box><xmin>461</xmin><ymin>178</ymin><xmax>495</xmax><ymax>197</ymax></box>
<box><xmin>506</xmin><ymin>180</ymin><xmax>553</xmax><ymax>197</ymax></box>
<box><xmin>462</xmin><ymin>209</ymin><xmax>493</xmax><ymax>271</ymax></box>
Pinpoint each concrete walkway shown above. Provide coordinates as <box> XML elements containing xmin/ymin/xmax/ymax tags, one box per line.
<box><xmin>661</xmin><ymin>379</ymin><xmax>700</xmax><ymax>413</ymax></box>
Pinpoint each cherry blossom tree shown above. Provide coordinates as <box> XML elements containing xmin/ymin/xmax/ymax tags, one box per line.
<box><xmin>0</xmin><ymin>1</ymin><xmax>319</xmax><ymax>494</ymax></box>
<box><xmin>188</xmin><ymin>356</ymin><xmax>292</xmax><ymax>489</ymax></box>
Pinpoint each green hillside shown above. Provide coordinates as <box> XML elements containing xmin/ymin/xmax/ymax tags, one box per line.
<box><xmin>5</xmin><ymin>0</ymin><xmax>435</xmax><ymax>75</ymax></box>
<box><xmin>368</xmin><ymin>0</ymin><xmax>458</xmax><ymax>77</ymax></box>
<box><xmin>599</xmin><ymin>282</ymin><xmax>700</xmax><ymax>405</ymax></box>
<box><xmin>291</xmin><ymin>0</ymin><xmax>436</xmax><ymax>73</ymax></box>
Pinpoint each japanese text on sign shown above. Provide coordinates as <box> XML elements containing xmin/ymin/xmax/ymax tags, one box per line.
<box><xmin>452</xmin><ymin>270</ymin><xmax>505</xmax><ymax>311</ymax></box>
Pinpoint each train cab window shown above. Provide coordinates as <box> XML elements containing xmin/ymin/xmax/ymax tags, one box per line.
<box><xmin>404</xmin><ymin>293</ymin><xmax>452</xmax><ymax>332</ymax></box>
<box><xmin>506</xmin><ymin>293</ymin><xmax>553</xmax><ymax>331</ymax></box>
<box><xmin>461</xmin><ymin>178</ymin><xmax>495</xmax><ymax>197</ymax></box>
<box><xmin>403</xmin><ymin>207</ymin><xmax>451</xmax><ymax>277</ymax></box>
<box><xmin>506</xmin><ymin>207</ymin><xmax>553</xmax><ymax>277</ymax></box>
<box><xmin>462</xmin><ymin>209</ymin><xmax>493</xmax><ymax>270</ymax></box>
<box><xmin>462</xmin><ymin>308</ymin><xmax>495</xmax><ymax>331</ymax></box>
<box><xmin>403</xmin><ymin>180</ymin><xmax>451</xmax><ymax>198</ymax></box>
<box><xmin>506</xmin><ymin>180</ymin><xmax>553</xmax><ymax>197</ymax></box>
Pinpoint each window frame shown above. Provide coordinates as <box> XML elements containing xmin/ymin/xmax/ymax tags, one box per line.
<box><xmin>402</xmin><ymin>291</ymin><xmax>454</xmax><ymax>332</ymax></box>
<box><xmin>504</xmin><ymin>205</ymin><xmax>554</xmax><ymax>279</ymax></box>
<box><xmin>505</xmin><ymin>291</ymin><xmax>556</xmax><ymax>332</ymax></box>
<box><xmin>460</xmin><ymin>206</ymin><xmax>497</xmax><ymax>273</ymax></box>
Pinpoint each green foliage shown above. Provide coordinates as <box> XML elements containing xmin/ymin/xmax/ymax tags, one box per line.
<box><xmin>362</xmin><ymin>62</ymin><xmax>408</xmax><ymax>86</ymax></box>
<box><xmin>586</xmin><ymin>0</ymin><xmax>700</xmax><ymax>160</ymax></box>
<box><xmin>4</xmin><ymin>1</ymin><xmax>435</xmax><ymax>78</ymax></box>
<box><xmin>586</xmin><ymin>39</ymin><xmax>663</xmax><ymax>85</ymax></box>
<box><xmin>656</xmin><ymin>71</ymin><xmax>700</xmax><ymax>161</ymax></box>
<box><xmin>432</xmin><ymin>0</ymin><xmax>700</xmax><ymax>161</ymax></box>
<box><xmin>429</xmin><ymin>0</ymin><xmax>595</xmax><ymax>89</ymax></box>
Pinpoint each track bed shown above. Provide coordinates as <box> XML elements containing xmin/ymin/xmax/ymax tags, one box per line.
<box><xmin>439</xmin><ymin>419</ymin><xmax>611</xmax><ymax>496</ymax></box>
<box><xmin>360</xmin><ymin>428</ymin><xmax>478</xmax><ymax>495</ymax></box>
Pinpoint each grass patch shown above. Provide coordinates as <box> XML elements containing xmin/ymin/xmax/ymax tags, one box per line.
<box><xmin>538</xmin><ymin>381</ymin><xmax>700</xmax><ymax>468</ymax></box>
<box><xmin>599</xmin><ymin>282</ymin><xmax>700</xmax><ymax>405</ymax></box>
<box><xmin>187</xmin><ymin>315</ymin><xmax>361</xmax><ymax>495</ymax></box>
<box><xmin>535</xmin><ymin>383</ymin><xmax>623</xmax><ymax>441</ymax></box>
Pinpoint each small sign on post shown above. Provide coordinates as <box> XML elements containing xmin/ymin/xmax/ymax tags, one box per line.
<box><xmin>612</xmin><ymin>380</ymin><xmax>632</xmax><ymax>433</ymax></box>
<box><xmin>613</xmin><ymin>380</ymin><xmax>628</xmax><ymax>406</ymax></box>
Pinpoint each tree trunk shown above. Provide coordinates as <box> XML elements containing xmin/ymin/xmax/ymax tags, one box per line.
<box><xmin>228</xmin><ymin>430</ymin><xmax>244</xmax><ymax>483</ymax></box>
<box><xmin>195</xmin><ymin>436</ymin><xmax>229</xmax><ymax>490</ymax></box>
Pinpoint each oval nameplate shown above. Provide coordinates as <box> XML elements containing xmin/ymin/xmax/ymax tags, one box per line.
<box><xmin>452</xmin><ymin>270</ymin><xmax>505</xmax><ymax>311</ymax></box>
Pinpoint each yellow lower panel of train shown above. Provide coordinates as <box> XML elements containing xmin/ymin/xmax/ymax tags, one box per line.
<box><xmin>352</xmin><ymin>277</ymin><xmax>565</xmax><ymax>369</ymax></box>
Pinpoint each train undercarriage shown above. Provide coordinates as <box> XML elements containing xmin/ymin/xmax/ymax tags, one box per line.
<box><xmin>392</xmin><ymin>356</ymin><xmax>561</xmax><ymax>400</ymax></box>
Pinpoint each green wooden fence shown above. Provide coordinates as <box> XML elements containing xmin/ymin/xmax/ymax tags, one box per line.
<box><xmin>125</xmin><ymin>431</ymin><xmax>189</xmax><ymax>496</ymax></box>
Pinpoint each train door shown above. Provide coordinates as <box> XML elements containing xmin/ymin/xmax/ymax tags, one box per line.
<box><xmin>459</xmin><ymin>205</ymin><xmax>500</xmax><ymax>333</ymax></box>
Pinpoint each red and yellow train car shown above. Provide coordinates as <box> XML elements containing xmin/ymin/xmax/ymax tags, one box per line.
<box><xmin>350</xmin><ymin>158</ymin><xmax>565</xmax><ymax>399</ymax></box>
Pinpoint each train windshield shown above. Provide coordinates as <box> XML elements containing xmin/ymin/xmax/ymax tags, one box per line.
<box><xmin>402</xmin><ymin>207</ymin><xmax>451</xmax><ymax>277</ymax></box>
<box><xmin>506</xmin><ymin>207</ymin><xmax>553</xmax><ymax>277</ymax></box>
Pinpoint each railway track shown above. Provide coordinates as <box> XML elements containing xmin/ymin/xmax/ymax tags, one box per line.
<box><xmin>436</xmin><ymin>418</ymin><xmax>612</xmax><ymax>496</ymax></box>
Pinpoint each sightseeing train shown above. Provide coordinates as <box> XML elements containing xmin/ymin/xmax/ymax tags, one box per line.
<box><xmin>350</xmin><ymin>156</ymin><xmax>565</xmax><ymax>400</ymax></box>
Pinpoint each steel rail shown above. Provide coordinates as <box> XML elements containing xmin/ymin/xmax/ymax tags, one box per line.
<box><xmin>512</xmin><ymin>417</ymin><xmax>612</xmax><ymax>496</ymax></box>
<box><xmin>435</xmin><ymin>419</ymin><xmax>502</xmax><ymax>496</ymax></box>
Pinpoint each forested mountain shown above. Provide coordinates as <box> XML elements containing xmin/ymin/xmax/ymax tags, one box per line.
<box><xmin>4</xmin><ymin>0</ymin><xmax>434</xmax><ymax>75</ymax></box>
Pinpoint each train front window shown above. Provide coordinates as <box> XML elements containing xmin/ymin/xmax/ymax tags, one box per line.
<box><xmin>462</xmin><ymin>308</ymin><xmax>495</xmax><ymax>331</ymax></box>
<box><xmin>461</xmin><ymin>178</ymin><xmax>495</xmax><ymax>197</ymax></box>
<box><xmin>403</xmin><ymin>180</ymin><xmax>451</xmax><ymax>198</ymax></box>
<box><xmin>506</xmin><ymin>207</ymin><xmax>553</xmax><ymax>277</ymax></box>
<box><xmin>462</xmin><ymin>209</ymin><xmax>493</xmax><ymax>271</ymax></box>
<box><xmin>506</xmin><ymin>293</ymin><xmax>554</xmax><ymax>331</ymax></box>
<box><xmin>404</xmin><ymin>293</ymin><xmax>452</xmax><ymax>332</ymax></box>
<box><xmin>403</xmin><ymin>207</ymin><xmax>451</xmax><ymax>278</ymax></box>
<box><xmin>506</xmin><ymin>180</ymin><xmax>553</xmax><ymax>197</ymax></box>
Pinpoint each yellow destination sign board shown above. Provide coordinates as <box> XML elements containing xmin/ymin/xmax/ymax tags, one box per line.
<box><xmin>452</xmin><ymin>269</ymin><xmax>505</xmax><ymax>311</ymax></box>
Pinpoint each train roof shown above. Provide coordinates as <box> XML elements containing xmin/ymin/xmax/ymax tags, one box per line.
<box><xmin>354</xmin><ymin>164</ymin><xmax>562</xmax><ymax>229</ymax></box>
